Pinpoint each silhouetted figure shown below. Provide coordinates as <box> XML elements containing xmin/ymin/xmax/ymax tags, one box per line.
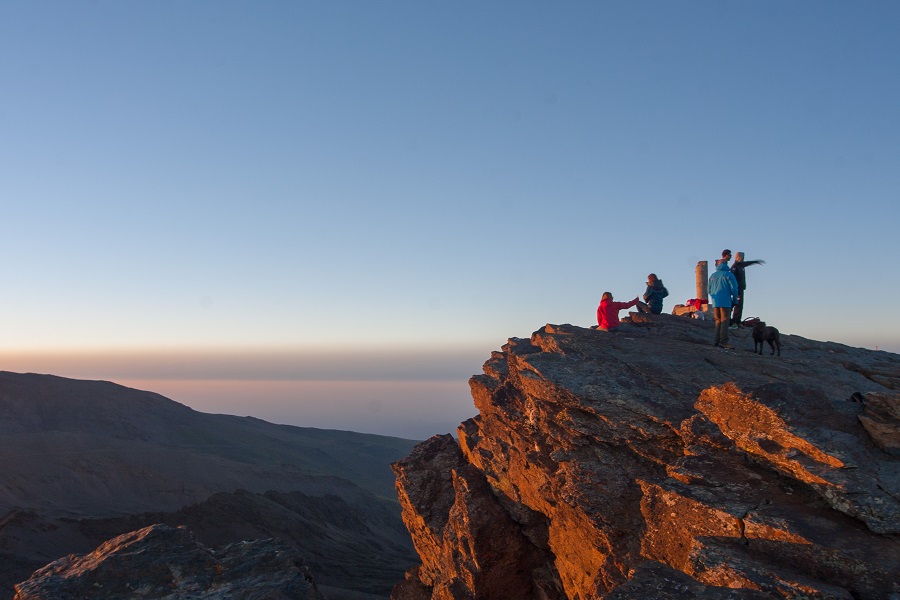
<box><xmin>730</xmin><ymin>251</ymin><xmax>766</xmax><ymax>327</ymax></box>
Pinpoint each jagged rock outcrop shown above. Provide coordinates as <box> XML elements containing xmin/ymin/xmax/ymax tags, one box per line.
<box><xmin>13</xmin><ymin>524</ymin><xmax>322</xmax><ymax>599</ymax></box>
<box><xmin>393</xmin><ymin>316</ymin><xmax>900</xmax><ymax>599</ymax></box>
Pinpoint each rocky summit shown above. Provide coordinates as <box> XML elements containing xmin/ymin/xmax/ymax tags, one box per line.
<box><xmin>392</xmin><ymin>314</ymin><xmax>900</xmax><ymax>599</ymax></box>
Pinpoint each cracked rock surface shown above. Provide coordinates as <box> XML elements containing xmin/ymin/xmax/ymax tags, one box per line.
<box><xmin>392</xmin><ymin>316</ymin><xmax>900</xmax><ymax>599</ymax></box>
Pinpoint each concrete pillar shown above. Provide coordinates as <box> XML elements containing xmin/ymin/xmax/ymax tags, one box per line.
<box><xmin>696</xmin><ymin>261</ymin><xmax>708</xmax><ymax>300</ymax></box>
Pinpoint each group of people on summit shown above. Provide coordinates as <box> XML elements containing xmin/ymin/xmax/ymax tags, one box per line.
<box><xmin>596</xmin><ymin>249</ymin><xmax>765</xmax><ymax>349</ymax></box>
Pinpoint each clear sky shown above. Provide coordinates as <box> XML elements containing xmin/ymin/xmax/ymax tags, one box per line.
<box><xmin>2</xmin><ymin>2</ymin><xmax>898</xmax><ymax>438</ymax></box>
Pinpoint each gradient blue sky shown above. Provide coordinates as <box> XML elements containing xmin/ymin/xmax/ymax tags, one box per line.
<box><xmin>2</xmin><ymin>2</ymin><xmax>898</xmax><ymax>438</ymax></box>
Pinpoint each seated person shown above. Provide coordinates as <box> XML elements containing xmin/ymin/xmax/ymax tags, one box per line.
<box><xmin>636</xmin><ymin>273</ymin><xmax>669</xmax><ymax>314</ymax></box>
<box><xmin>597</xmin><ymin>292</ymin><xmax>639</xmax><ymax>331</ymax></box>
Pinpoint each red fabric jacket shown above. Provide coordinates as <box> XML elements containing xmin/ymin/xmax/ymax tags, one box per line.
<box><xmin>597</xmin><ymin>297</ymin><xmax>638</xmax><ymax>329</ymax></box>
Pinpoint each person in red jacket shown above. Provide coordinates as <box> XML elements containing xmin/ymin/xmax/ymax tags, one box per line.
<box><xmin>596</xmin><ymin>292</ymin><xmax>640</xmax><ymax>331</ymax></box>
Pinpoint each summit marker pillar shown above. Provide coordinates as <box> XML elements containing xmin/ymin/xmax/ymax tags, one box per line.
<box><xmin>696</xmin><ymin>261</ymin><xmax>708</xmax><ymax>300</ymax></box>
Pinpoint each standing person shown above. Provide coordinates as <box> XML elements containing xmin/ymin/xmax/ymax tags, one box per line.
<box><xmin>597</xmin><ymin>292</ymin><xmax>640</xmax><ymax>331</ymax></box>
<box><xmin>636</xmin><ymin>273</ymin><xmax>669</xmax><ymax>314</ymax></box>
<box><xmin>709</xmin><ymin>259</ymin><xmax>739</xmax><ymax>348</ymax></box>
<box><xmin>730</xmin><ymin>252</ymin><xmax>766</xmax><ymax>328</ymax></box>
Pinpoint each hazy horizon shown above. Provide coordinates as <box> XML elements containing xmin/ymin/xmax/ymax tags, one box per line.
<box><xmin>0</xmin><ymin>347</ymin><xmax>490</xmax><ymax>439</ymax></box>
<box><xmin>113</xmin><ymin>378</ymin><xmax>470</xmax><ymax>441</ymax></box>
<box><xmin>3</xmin><ymin>329</ymin><xmax>898</xmax><ymax>439</ymax></box>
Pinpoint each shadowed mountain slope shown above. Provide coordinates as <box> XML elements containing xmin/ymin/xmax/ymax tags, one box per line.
<box><xmin>0</xmin><ymin>371</ymin><xmax>418</xmax><ymax>516</ymax></box>
<box><xmin>4</xmin><ymin>488</ymin><xmax>415</xmax><ymax>599</ymax></box>
<box><xmin>0</xmin><ymin>371</ymin><xmax>421</xmax><ymax>599</ymax></box>
<box><xmin>13</xmin><ymin>524</ymin><xmax>324</xmax><ymax>600</ymax></box>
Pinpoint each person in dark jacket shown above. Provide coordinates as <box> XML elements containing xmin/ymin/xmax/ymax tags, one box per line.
<box><xmin>636</xmin><ymin>273</ymin><xmax>669</xmax><ymax>314</ymax></box>
<box><xmin>729</xmin><ymin>251</ymin><xmax>766</xmax><ymax>327</ymax></box>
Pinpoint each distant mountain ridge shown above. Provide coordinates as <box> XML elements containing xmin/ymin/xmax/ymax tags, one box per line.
<box><xmin>0</xmin><ymin>371</ymin><xmax>418</xmax><ymax>516</ymax></box>
<box><xmin>0</xmin><ymin>371</ymin><xmax>421</xmax><ymax>599</ymax></box>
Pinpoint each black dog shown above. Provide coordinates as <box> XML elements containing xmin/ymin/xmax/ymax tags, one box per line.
<box><xmin>752</xmin><ymin>321</ymin><xmax>781</xmax><ymax>356</ymax></box>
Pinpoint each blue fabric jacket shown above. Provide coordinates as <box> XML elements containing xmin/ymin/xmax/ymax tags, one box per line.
<box><xmin>709</xmin><ymin>262</ymin><xmax>739</xmax><ymax>308</ymax></box>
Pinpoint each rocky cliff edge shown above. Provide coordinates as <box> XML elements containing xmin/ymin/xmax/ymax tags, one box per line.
<box><xmin>392</xmin><ymin>315</ymin><xmax>900</xmax><ymax>599</ymax></box>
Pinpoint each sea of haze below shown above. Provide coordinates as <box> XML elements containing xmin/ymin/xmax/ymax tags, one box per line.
<box><xmin>115</xmin><ymin>378</ymin><xmax>474</xmax><ymax>441</ymax></box>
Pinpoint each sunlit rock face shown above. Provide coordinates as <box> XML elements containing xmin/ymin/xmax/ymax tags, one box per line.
<box><xmin>392</xmin><ymin>316</ymin><xmax>900</xmax><ymax>599</ymax></box>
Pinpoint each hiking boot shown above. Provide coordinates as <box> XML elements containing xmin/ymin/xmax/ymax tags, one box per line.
<box><xmin>720</xmin><ymin>343</ymin><xmax>733</xmax><ymax>349</ymax></box>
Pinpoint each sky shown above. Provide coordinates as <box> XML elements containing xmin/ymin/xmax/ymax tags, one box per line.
<box><xmin>1</xmin><ymin>2</ymin><xmax>898</xmax><ymax>439</ymax></box>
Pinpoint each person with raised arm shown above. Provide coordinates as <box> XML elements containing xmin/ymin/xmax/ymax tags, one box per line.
<box><xmin>597</xmin><ymin>292</ymin><xmax>640</xmax><ymax>332</ymax></box>
<box><xmin>729</xmin><ymin>251</ymin><xmax>766</xmax><ymax>328</ymax></box>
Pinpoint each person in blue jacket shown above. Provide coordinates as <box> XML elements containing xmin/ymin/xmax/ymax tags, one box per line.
<box><xmin>709</xmin><ymin>257</ymin><xmax>739</xmax><ymax>348</ymax></box>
